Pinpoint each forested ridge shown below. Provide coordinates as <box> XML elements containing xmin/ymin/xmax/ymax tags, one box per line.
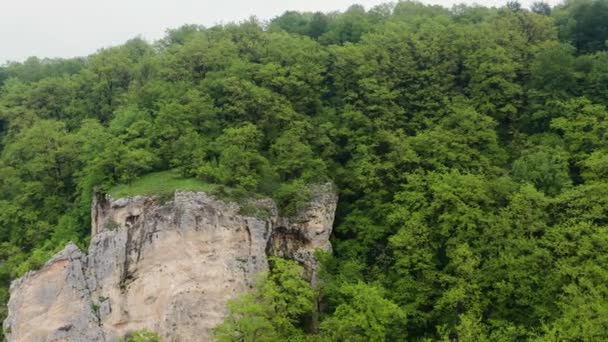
<box><xmin>2</xmin><ymin>0</ymin><xmax>608</xmax><ymax>340</ymax></box>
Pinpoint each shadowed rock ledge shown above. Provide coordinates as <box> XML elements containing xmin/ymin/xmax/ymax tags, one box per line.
<box><xmin>3</xmin><ymin>184</ymin><xmax>337</xmax><ymax>341</ymax></box>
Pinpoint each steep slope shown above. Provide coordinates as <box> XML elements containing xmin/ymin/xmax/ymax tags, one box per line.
<box><xmin>3</xmin><ymin>184</ymin><xmax>337</xmax><ymax>341</ymax></box>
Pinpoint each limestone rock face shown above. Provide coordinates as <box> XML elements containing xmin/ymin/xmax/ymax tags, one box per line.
<box><xmin>2</xmin><ymin>243</ymin><xmax>106</xmax><ymax>342</ymax></box>
<box><xmin>3</xmin><ymin>184</ymin><xmax>337</xmax><ymax>342</ymax></box>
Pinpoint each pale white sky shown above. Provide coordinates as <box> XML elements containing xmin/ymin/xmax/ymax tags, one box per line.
<box><xmin>1</xmin><ymin>0</ymin><xmax>563</xmax><ymax>64</ymax></box>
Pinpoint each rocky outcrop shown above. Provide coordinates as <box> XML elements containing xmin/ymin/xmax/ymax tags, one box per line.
<box><xmin>3</xmin><ymin>184</ymin><xmax>337</xmax><ymax>342</ymax></box>
<box><xmin>2</xmin><ymin>243</ymin><xmax>106</xmax><ymax>341</ymax></box>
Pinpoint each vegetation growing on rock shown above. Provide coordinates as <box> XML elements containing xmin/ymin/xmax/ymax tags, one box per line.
<box><xmin>118</xmin><ymin>329</ymin><xmax>162</xmax><ymax>342</ymax></box>
<box><xmin>108</xmin><ymin>170</ymin><xmax>215</xmax><ymax>199</ymax></box>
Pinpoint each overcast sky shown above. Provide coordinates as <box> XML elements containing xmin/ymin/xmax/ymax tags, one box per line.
<box><xmin>1</xmin><ymin>0</ymin><xmax>564</xmax><ymax>64</ymax></box>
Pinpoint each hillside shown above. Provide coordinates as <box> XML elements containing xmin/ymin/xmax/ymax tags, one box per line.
<box><xmin>2</xmin><ymin>0</ymin><xmax>608</xmax><ymax>340</ymax></box>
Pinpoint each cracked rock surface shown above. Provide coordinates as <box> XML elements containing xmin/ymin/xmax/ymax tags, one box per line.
<box><xmin>3</xmin><ymin>184</ymin><xmax>337</xmax><ymax>342</ymax></box>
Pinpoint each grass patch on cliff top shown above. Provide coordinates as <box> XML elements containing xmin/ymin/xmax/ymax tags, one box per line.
<box><xmin>108</xmin><ymin>170</ymin><xmax>216</xmax><ymax>199</ymax></box>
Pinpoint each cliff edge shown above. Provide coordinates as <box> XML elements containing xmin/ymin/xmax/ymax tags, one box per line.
<box><xmin>3</xmin><ymin>184</ymin><xmax>337</xmax><ymax>341</ymax></box>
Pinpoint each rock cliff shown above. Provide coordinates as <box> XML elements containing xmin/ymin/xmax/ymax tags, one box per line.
<box><xmin>3</xmin><ymin>184</ymin><xmax>337</xmax><ymax>341</ymax></box>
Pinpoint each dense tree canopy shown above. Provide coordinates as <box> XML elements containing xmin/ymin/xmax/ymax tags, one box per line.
<box><xmin>2</xmin><ymin>0</ymin><xmax>608</xmax><ymax>340</ymax></box>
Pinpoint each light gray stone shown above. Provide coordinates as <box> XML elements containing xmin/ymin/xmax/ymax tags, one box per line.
<box><xmin>4</xmin><ymin>185</ymin><xmax>337</xmax><ymax>341</ymax></box>
<box><xmin>3</xmin><ymin>242</ymin><xmax>106</xmax><ymax>342</ymax></box>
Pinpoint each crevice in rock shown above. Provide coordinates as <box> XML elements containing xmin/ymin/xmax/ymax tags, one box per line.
<box><xmin>70</xmin><ymin>247</ymin><xmax>107</xmax><ymax>340</ymax></box>
<box><xmin>125</xmin><ymin>214</ymin><xmax>139</xmax><ymax>227</ymax></box>
<box><xmin>92</xmin><ymin>192</ymin><xmax>108</xmax><ymax>235</ymax></box>
<box><xmin>135</xmin><ymin>215</ymin><xmax>146</xmax><ymax>263</ymax></box>
<box><xmin>265</xmin><ymin>226</ymin><xmax>309</xmax><ymax>259</ymax></box>
<box><xmin>244</xmin><ymin>222</ymin><xmax>252</xmax><ymax>257</ymax></box>
<box><xmin>119</xmin><ymin>224</ymin><xmax>134</xmax><ymax>292</ymax></box>
<box><xmin>58</xmin><ymin>324</ymin><xmax>73</xmax><ymax>332</ymax></box>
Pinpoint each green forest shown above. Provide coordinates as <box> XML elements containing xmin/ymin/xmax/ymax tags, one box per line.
<box><xmin>2</xmin><ymin>0</ymin><xmax>608</xmax><ymax>340</ymax></box>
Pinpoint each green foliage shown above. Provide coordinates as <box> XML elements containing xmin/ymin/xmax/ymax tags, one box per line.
<box><xmin>214</xmin><ymin>257</ymin><xmax>313</xmax><ymax>342</ymax></box>
<box><xmin>118</xmin><ymin>329</ymin><xmax>162</xmax><ymax>342</ymax></box>
<box><xmin>320</xmin><ymin>282</ymin><xmax>404</xmax><ymax>341</ymax></box>
<box><xmin>108</xmin><ymin>170</ymin><xmax>215</xmax><ymax>199</ymax></box>
<box><xmin>2</xmin><ymin>2</ymin><xmax>608</xmax><ymax>340</ymax></box>
<box><xmin>550</xmin><ymin>97</ymin><xmax>608</xmax><ymax>159</ymax></box>
<box><xmin>554</xmin><ymin>0</ymin><xmax>608</xmax><ymax>53</ymax></box>
<box><xmin>512</xmin><ymin>144</ymin><xmax>572</xmax><ymax>196</ymax></box>
<box><xmin>273</xmin><ymin>180</ymin><xmax>311</xmax><ymax>216</ymax></box>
